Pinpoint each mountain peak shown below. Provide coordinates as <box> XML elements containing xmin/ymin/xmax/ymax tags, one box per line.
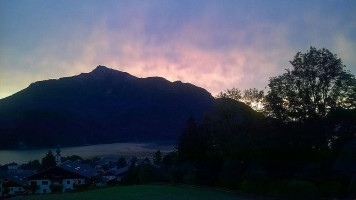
<box><xmin>91</xmin><ymin>65</ymin><xmax>114</xmax><ymax>73</ymax></box>
<box><xmin>88</xmin><ymin>65</ymin><xmax>136</xmax><ymax>80</ymax></box>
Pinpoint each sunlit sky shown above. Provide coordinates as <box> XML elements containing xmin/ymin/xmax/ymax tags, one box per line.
<box><xmin>1</xmin><ymin>0</ymin><xmax>356</xmax><ymax>99</ymax></box>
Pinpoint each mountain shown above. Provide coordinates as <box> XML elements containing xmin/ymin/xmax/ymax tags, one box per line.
<box><xmin>0</xmin><ymin>66</ymin><xmax>214</xmax><ymax>149</ymax></box>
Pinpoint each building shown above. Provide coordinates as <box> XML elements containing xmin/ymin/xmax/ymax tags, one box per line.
<box><xmin>102</xmin><ymin>166</ymin><xmax>129</xmax><ymax>184</ymax></box>
<box><xmin>3</xmin><ymin>179</ymin><xmax>25</xmax><ymax>195</ymax></box>
<box><xmin>26</xmin><ymin>167</ymin><xmax>86</xmax><ymax>194</ymax></box>
<box><xmin>55</xmin><ymin>147</ymin><xmax>62</xmax><ymax>166</ymax></box>
<box><xmin>0</xmin><ymin>169</ymin><xmax>33</xmax><ymax>196</ymax></box>
<box><xmin>7</xmin><ymin>162</ymin><xmax>19</xmax><ymax>170</ymax></box>
<box><xmin>58</xmin><ymin>161</ymin><xmax>98</xmax><ymax>179</ymax></box>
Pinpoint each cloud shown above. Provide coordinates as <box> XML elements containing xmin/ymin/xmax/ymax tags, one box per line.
<box><xmin>18</xmin><ymin>13</ymin><xmax>295</xmax><ymax>97</ymax></box>
<box><xmin>1</xmin><ymin>1</ymin><xmax>356</xmax><ymax>99</ymax></box>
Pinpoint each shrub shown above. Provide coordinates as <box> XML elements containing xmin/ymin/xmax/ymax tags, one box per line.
<box><xmin>267</xmin><ymin>180</ymin><xmax>288</xmax><ymax>196</ymax></box>
<box><xmin>318</xmin><ymin>181</ymin><xmax>345</xmax><ymax>196</ymax></box>
<box><xmin>50</xmin><ymin>185</ymin><xmax>62</xmax><ymax>193</ymax></box>
<box><xmin>240</xmin><ymin>179</ymin><xmax>267</xmax><ymax>194</ymax></box>
<box><xmin>287</xmin><ymin>180</ymin><xmax>318</xmax><ymax>194</ymax></box>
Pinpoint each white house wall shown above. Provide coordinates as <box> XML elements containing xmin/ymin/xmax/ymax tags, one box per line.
<box><xmin>29</xmin><ymin>179</ymin><xmax>51</xmax><ymax>194</ymax></box>
<box><xmin>8</xmin><ymin>187</ymin><xmax>24</xmax><ymax>195</ymax></box>
<box><xmin>62</xmin><ymin>179</ymin><xmax>85</xmax><ymax>192</ymax></box>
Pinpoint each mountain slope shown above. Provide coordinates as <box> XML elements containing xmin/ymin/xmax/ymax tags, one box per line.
<box><xmin>0</xmin><ymin>66</ymin><xmax>214</xmax><ymax>149</ymax></box>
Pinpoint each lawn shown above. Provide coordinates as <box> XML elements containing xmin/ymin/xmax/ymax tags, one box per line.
<box><xmin>15</xmin><ymin>185</ymin><xmax>248</xmax><ymax>200</ymax></box>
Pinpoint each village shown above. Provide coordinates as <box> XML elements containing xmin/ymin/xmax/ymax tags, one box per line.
<box><xmin>0</xmin><ymin>147</ymin><xmax>159</xmax><ymax>198</ymax></box>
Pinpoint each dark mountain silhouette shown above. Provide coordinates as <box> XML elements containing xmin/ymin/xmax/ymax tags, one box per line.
<box><xmin>0</xmin><ymin>66</ymin><xmax>214</xmax><ymax>149</ymax></box>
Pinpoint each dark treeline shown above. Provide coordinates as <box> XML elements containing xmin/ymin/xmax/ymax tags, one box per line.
<box><xmin>122</xmin><ymin>47</ymin><xmax>356</xmax><ymax>198</ymax></box>
<box><xmin>175</xmin><ymin>100</ymin><xmax>355</xmax><ymax>196</ymax></box>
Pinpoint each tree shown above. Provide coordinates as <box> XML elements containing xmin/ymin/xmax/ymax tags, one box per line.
<box><xmin>117</xmin><ymin>157</ymin><xmax>127</xmax><ymax>168</ymax></box>
<box><xmin>162</xmin><ymin>151</ymin><xmax>178</xmax><ymax>168</ymax></box>
<box><xmin>216</xmin><ymin>87</ymin><xmax>242</xmax><ymax>101</ymax></box>
<box><xmin>178</xmin><ymin>117</ymin><xmax>200</xmax><ymax>161</ymax></box>
<box><xmin>217</xmin><ymin>88</ymin><xmax>265</xmax><ymax>112</ymax></box>
<box><xmin>153</xmin><ymin>150</ymin><xmax>162</xmax><ymax>166</ymax></box>
<box><xmin>265</xmin><ymin>47</ymin><xmax>356</xmax><ymax>121</ymax></box>
<box><xmin>64</xmin><ymin>155</ymin><xmax>83</xmax><ymax>162</ymax></box>
<box><xmin>41</xmin><ymin>150</ymin><xmax>56</xmax><ymax>169</ymax></box>
<box><xmin>243</xmin><ymin>88</ymin><xmax>265</xmax><ymax>111</ymax></box>
<box><xmin>21</xmin><ymin>160</ymin><xmax>41</xmax><ymax>170</ymax></box>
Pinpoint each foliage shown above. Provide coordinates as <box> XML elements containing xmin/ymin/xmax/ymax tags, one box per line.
<box><xmin>216</xmin><ymin>87</ymin><xmax>242</xmax><ymax>100</ymax></box>
<box><xmin>239</xmin><ymin>179</ymin><xmax>268</xmax><ymax>194</ymax></box>
<box><xmin>63</xmin><ymin>155</ymin><xmax>83</xmax><ymax>162</ymax></box>
<box><xmin>216</xmin><ymin>88</ymin><xmax>265</xmax><ymax>111</ymax></box>
<box><xmin>174</xmin><ymin>96</ymin><xmax>354</xmax><ymax>196</ymax></box>
<box><xmin>153</xmin><ymin>150</ymin><xmax>162</xmax><ymax>166</ymax></box>
<box><xmin>162</xmin><ymin>151</ymin><xmax>178</xmax><ymax>168</ymax></box>
<box><xmin>318</xmin><ymin>181</ymin><xmax>345</xmax><ymax>197</ymax></box>
<box><xmin>178</xmin><ymin>117</ymin><xmax>204</xmax><ymax>162</ymax></box>
<box><xmin>287</xmin><ymin>180</ymin><xmax>318</xmax><ymax>194</ymax></box>
<box><xmin>121</xmin><ymin>157</ymin><xmax>140</xmax><ymax>185</ymax></box>
<box><xmin>28</xmin><ymin>182</ymin><xmax>39</xmax><ymax>194</ymax></box>
<box><xmin>242</xmin><ymin>88</ymin><xmax>265</xmax><ymax>111</ymax></box>
<box><xmin>138</xmin><ymin>163</ymin><xmax>161</xmax><ymax>184</ymax></box>
<box><xmin>117</xmin><ymin>157</ymin><xmax>127</xmax><ymax>168</ymax></box>
<box><xmin>50</xmin><ymin>185</ymin><xmax>63</xmax><ymax>193</ymax></box>
<box><xmin>21</xmin><ymin>159</ymin><xmax>41</xmax><ymax>170</ymax></box>
<box><xmin>265</xmin><ymin>47</ymin><xmax>356</xmax><ymax>121</ymax></box>
<box><xmin>41</xmin><ymin>150</ymin><xmax>56</xmax><ymax>169</ymax></box>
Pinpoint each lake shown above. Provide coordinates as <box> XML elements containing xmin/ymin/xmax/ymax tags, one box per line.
<box><xmin>0</xmin><ymin>142</ymin><xmax>176</xmax><ymax>165</ymax></box>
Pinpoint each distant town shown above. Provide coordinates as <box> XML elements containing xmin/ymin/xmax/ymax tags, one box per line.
<box><xmin>0</xmin><ymin>147</ymin><xmax>162</xmax><ymax>197</ymax></box>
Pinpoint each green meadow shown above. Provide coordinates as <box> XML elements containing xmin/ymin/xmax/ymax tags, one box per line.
<box><xmin>15</xmin><ymin>185</ymin><xmax>247</xmax><ymax>200</ymax></box>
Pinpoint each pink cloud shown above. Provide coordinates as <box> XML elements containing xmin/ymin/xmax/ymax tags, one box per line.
<box><xmin>1</xmin><ymin>4</ymin><xmax>354</xmax><ymax>99</ymax></box>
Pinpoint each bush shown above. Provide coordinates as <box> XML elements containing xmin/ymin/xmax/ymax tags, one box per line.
<box><xmin>318</xmin><ymin>181</ymin><xmax>345</xmax><ymax>196</ymax></box>
<box><xmin>267</xmin><ymin>180</ymin><xmax>288</xmax><ymax>196</ymax></box>
<box><xmin>50</xmin><ymin>185</ymin><xmax>62</xmax><ymax>193</ymax></box>
<box><xmin>287</xmin><ymin>180</ymin><xmax>318</xmax><ymax>194</ymax></box>
<box><xmin>240</xmin><ymin>179</ymin><xmax>267</xmax><ymax>194</ymax></box>
<box><xmin>73</xmin><ymin>183</ymin><xmax>91</xmax><ymax>191</ymax></box>
<box><xmin>138</xmin><ymin>164</ymin><xmax>162</xmax><ymax>184</ymax></box>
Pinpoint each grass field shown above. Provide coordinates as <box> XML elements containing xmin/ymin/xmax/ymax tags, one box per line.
<box><xmin>15</xmin><ymin>185</ymin><xmax>247</xmax><ymax>200</ymax></box>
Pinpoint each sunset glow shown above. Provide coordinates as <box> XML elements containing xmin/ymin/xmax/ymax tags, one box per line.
<box><xmin>1</xmin><ymin>1</ymin><xmax>356</xmax><ymax>98</ymax></box>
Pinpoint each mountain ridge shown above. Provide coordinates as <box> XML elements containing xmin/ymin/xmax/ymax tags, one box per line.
<box><xmin>0</xmin><ymin>66</ymin><xmax>214</xmax><ymax>149</ymax></box>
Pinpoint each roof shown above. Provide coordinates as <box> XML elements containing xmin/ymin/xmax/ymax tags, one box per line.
<box><xmin>4</xmin><ymin>180</ymin><xmax>23</xmax><ymax>187</ymax></box>
<box><xmin>7</xmin><ymin>162</ymin><xmax>18</xmax><ymax>166</ymax></box>
<box><xmin>334</xmin><ymin>140</ymin><xmax>356</xmax><ymax>174</ymax></box>
<box><xmin>5</xmin><ymin>170</ymin><xmax>35</xmax><ymax>185</ymax></box>
<box><xmin>58</xmin><ymin>161</ymin><xmax>97</xmax><ymax>179</ymax></box>
<box><xmin>105</xmin><ymin>166</ymin><xmax>129</xmax><ymax>176</ymax></box>
<box><xmin>27</xmin><ymin>167</ymin><xmax>86</xmax><ymax>180</ymax></box>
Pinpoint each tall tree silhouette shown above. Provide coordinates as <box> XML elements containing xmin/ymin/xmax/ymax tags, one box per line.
<box><xmin>41</xmin><ymin>150</ymin><xmax>56</xmax><ymax>169</ymax></box>
<box><xmin>265</xmin><ymin>47</ymin><xmax>356</xmax><ymax>121</ymax></box>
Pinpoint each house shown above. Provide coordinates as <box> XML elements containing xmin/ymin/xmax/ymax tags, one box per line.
<box><xmin>3</xmin><ymin>179</ymin><xmax>25</xmax><ymax>195</ymax></box>
<box><xmin>102</xmin><ymin>166</ymin><xmax>129</xmax><ymax>184</ymax></box>
<box><xmin>58</xmin><ymin>161</ymin><xmax>98</xmax><ymax>179</ymax></box>
<box><xmin>7</xmin><ymin>162</ymin><xmax>18</xmax><ymax>171</ymax></box>
<box><xmin>26</xmin><ymin>166</ymin><xmax>86</xmax><ymax>194</ymax></box>
<box><xmin>55</xmin><ymin>147</ymin><xmax>62</xmax><ymax>166</ymax></box>
<box><xmin>0</xmin><ymin>169</ymin><xmax>33</xmax><ymax>196</ymax></box>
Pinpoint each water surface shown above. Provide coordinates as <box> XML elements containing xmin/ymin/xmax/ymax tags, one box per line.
<box><xmin>0</xmin><ymin>142</ymin><xmax>175</xmax><ymax>165</ymax></box>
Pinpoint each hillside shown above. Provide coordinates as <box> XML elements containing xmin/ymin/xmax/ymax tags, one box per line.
<box><xmin>0</xmin><ymin>66</ymin><xmax>214</xmax><ymax>149</ymax></box>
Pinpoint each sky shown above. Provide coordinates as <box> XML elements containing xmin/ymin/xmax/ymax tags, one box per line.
<box><xmin>1</xmin><ymin>0</ymin><xmax>356</xmax><ymax>99</ymax></box>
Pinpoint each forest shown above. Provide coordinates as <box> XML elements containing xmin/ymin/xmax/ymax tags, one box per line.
<box><xmin>121</xmin><ymin>47</ymin><xmax>356</xmax><ymax>198</ymax></box>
